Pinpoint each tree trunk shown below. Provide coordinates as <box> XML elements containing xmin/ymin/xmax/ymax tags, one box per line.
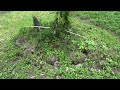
<box><xmin>54</xmin><ymin>11</ymin><xmax>70</xmax><ymax>36</ymax></box>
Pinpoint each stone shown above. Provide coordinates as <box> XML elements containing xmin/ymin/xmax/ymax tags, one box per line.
<box><xmin>40</xmin><ymin>74</ymin><xmax>46</xmax><ymax>79</ymax></box>
<box><xmin>54</xmin><ymin>61</ymin><xmax>60</xmax><ymax>67</ymax></box>
<box><xmin>55</xmin><ymin>76</ymin><xmax>62</xmax><ymax>79</ymax></box>
<box><xmin>46</xmin><ymin>56</ymin><xmax>59</xmax><ymax>65</ymax></box>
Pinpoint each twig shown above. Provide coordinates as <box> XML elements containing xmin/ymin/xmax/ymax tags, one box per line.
<box><xmin>25</xmin><ymin>26</ymin><xmax>50</xmax><ymax>29</ymax></box>
<box><xmin>65</xmin><ymin>30</ymin><xmax>86</xmax><ymax>38</ymax></box>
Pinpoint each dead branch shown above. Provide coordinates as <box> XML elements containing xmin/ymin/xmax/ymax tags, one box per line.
<box><xmin>65</xmin><ymin>30</ymin><xmax>86</xmax><ymax>38</ymax></box>
<box><xmin>25</xmin><ymin>26</ymin><xmax>50</xmax><ymax>29</ymax></box>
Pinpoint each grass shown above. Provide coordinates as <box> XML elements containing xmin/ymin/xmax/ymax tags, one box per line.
<box><xmin>0</xmin><ymin>11</ymin><xmax>120</xmax><ymax>79</ymax></box>
<box><xmin>75</xmin><ymin>11</ymin><xmax>120</xmax><ymax>37</ymax></box>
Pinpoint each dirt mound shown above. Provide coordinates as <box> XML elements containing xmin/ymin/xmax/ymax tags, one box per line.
<box><xmin>15</xmin><ymin>36</ymin><xmax>35</xmax><ymax>56</ymax></box>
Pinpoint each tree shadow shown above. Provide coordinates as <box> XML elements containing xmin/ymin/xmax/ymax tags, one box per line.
<box><xmin>12</xmin><ymin>23</ymin><xmax>72</xmax><ymax>57</ymax></box>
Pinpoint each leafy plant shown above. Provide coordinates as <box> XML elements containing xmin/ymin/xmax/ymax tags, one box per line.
<box><xmin>85</xmin><ymin>40</ymin><xmax>97</xmax><ymax>51</ymax></box>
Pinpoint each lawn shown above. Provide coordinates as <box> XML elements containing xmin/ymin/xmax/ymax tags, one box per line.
<box><xmin>0</xmin><ymin>11</ymin><xmax>120</xmax><ymax>79</ymax></box>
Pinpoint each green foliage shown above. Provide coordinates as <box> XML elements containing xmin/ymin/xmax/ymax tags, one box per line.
<box><xmin>85</xmin><ymin>40</ymin><xmax>97</xmax><ymax>51</ymax></box>
<box><xmin>77</xmin><ymin>11</ymin><xmax>120</xmax><ymax>36</ymax></box>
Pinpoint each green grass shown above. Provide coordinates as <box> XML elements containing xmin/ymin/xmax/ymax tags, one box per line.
<box><xmin>76</xmin><ymin>11</ymin><xmax>120</xmax><ymax>36</ymax></box>
<box><xmin>0</xmin><ymin>11</ymin><xmax>120</xmax><ymax>79</ymax></box>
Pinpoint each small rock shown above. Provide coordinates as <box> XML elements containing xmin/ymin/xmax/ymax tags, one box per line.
<box><xmin>29</xmin><ymin>76</ymin><xmax>35</xmax><ymax>79</ymax></box>
<box><xmin>40</xmin><ymin>74</ymin><xmax>46</xmax><ymax>79</ymax></box>
<box><xmin>46</xmin><ymin>56</ymin><xmax>59</xmax><ymax>65</ymax></box>
<box><xmin>55</xmin><ymin>76</ymin><xmax>62</xmax><ymax>79</ymax></box>
<box><xmin>75</xmin><ymin>63</ymin><xmax>83</xmax><ymax>68</ymax></box>
<box><xmin>54</xmin><ymin>61</ymin><xmax>60</xmax><ymax>67</ymax></box>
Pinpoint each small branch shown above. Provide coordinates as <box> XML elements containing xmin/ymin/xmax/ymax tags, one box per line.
<box><xmin>65</xmin><ymin>30</ymin><xmax>86</xmax><ymax>38</ymax></box>
<box><xmin>25</xmin><ymin>26</ymin><xmax>50</xmax><ymax>29</ymax></box>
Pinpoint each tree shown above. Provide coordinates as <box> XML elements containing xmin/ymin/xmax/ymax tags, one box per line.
<box><xmin>54</xmin><ymin>11</ymin><xmax>70</xmax><ymax>37</ymax></box>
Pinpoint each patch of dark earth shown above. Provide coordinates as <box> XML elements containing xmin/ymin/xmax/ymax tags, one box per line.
<box><xmin>15</xmin><ymin>36</ymin><xmax>35</xmax><ymax>56</ymax></box>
